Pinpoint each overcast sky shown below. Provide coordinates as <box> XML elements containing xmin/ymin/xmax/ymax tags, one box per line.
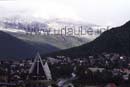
<box><xmin>0</xmin><ymin>0</ymin><xmax>130</xmax><ymax>27</ymax></box>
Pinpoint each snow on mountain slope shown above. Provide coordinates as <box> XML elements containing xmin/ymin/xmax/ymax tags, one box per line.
<box><xmin>0</xmin><ymin>16</ymin><xmax>108</xmax><ymax>40</ymax></box>
<box><xmin>0</xmin><ymin>16</ymin><xmax>109</xmax><ymax>54</ymax></box>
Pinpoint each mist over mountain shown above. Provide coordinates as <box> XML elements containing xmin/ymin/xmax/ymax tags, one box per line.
<box><xmin>0</xmin><ymin>16</ymin><xmax>105</xmax><ymax>39</ymax></box>
<box><xmin>45</xmin><ymin>21</ymin><xmax>130</xmax><ymax>57</ymax></box>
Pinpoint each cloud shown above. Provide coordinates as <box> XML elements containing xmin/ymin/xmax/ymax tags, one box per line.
<box><xmin>0</xmin><ymin>0</ymin><xmax>130</xmax><ymax>26</ymax></box>
<box><xmin>0</xmin><ymin>0</ymin><xmax>81</xmax><ymax>21</ymax></box>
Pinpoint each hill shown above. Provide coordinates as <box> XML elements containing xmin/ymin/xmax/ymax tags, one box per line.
<box><xmin>45</xmin><ymin>21</ymin><xmax>130</xmax><ymax>57</ymax></box>
<box><xmin>0</xmin><ymin>31</ymin><xmax>37</xmax><ymax>59</ymax></box>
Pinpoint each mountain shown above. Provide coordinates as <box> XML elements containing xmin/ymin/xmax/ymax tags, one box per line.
<box><xmin>0</xmin><ymin>16</ymin><xmax>97</xmax><ymax>54</ymax></box>
<box><xmin>45</xmin><ymin>21</ymin><xmax>130</xmax><ymax>57</ymax></box>
<box><xmin>0</xmin><ymin>16</ymin><xmax>106</xmax><ymax>40</ymax></box>
<box><xmin>0</xmin><ymin>31</ymin><xmax>37</xmax><ymax>59</ymax></box>
<box><xmin>0</xmin><ymin>16</ymin><xmax>109</xmax><ymax>55</ymax></box>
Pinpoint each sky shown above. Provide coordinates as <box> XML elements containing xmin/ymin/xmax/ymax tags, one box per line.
<box><xmin>0</xmin><ymin>0</ymin><xmax>130</xmax><ymax>27</ymax></box>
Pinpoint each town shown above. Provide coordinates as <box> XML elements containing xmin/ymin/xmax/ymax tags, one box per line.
<box><xmin>0</xmin><ymin>52</ymin><xmax>130</xmax><ymax>87</ymax></box>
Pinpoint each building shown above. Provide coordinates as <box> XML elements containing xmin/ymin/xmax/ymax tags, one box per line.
<box><xmin>26</xmin><ymin>52</ymin><xmax>53</xmax><ymax>87</ymax></box>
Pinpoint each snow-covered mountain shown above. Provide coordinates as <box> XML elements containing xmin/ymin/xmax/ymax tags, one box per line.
<box><xmin>0</xmin><ymin>16</ymin><xmax>109</xmax><ymax>54</ymax></box>
<box><xmin>0</xmin><ymin>16</ymin><xmax>108</xmax><ymax>39</ymax></box>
